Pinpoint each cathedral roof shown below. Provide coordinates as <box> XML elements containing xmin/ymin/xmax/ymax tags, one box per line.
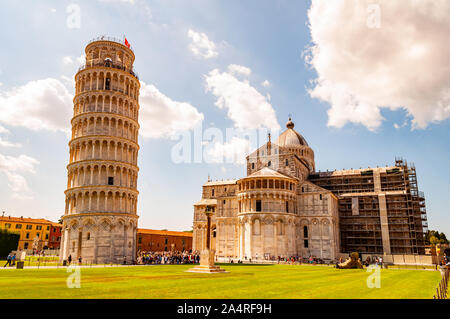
<box><xmin>276</xmin><ymin>117</ymin><xmax>308</xmax><ymax>147</ymax></box>
<box><xmin>242</xmin><ymin>167</ymin><xmax>295</xmax><ymax>180</ymax></box>
<box><xmin>204</xmin><ymin>179</ymin><xmax>238</xmax><ymax>186</ymax></box>
<box><xmin>194</xmin><ymin>198</ymin><xmax>218</xmax><ymax>206</ymax></box>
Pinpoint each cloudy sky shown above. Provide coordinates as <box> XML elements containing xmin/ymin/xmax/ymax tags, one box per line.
<box><xmin>0</xmin><ymin>1</ymin><xmax>449</xmax><ymax>235</ymax></box>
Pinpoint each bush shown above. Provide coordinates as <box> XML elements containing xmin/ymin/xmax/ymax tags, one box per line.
<box><xmin>0</xmin><ymin>229</ymin><xmax>20</xmax><ymax>259</ymax></box>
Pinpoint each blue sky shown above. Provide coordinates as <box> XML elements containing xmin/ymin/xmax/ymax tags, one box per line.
<box><xmin>0</xmin><ymin>0</ymin><xmax>448</xmax><ymax>235</ymax></box>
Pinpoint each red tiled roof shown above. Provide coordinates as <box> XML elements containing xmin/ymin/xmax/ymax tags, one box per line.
<box><xmin>0</xmin><ymin>216</ymin><xmax>56</xmax><ymax>224</ymax></box>
<box><xmin>137</xmin><ymin>228</ymin><xmax>192</xmax><ymax>237</ymax></box>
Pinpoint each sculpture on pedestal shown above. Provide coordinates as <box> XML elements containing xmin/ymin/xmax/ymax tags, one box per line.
<box><xmin>187</xmin><ymin>205</ymin><xmax>226</xmax><ymax>273</ymax></box>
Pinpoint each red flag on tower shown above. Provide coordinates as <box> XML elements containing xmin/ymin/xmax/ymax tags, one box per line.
<box><xmin>124</xmin><ymin>37</ymin><xmax>131</xmax><ymax>49</ymax></box>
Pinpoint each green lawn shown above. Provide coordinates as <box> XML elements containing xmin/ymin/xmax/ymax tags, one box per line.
<box><xmin>0</xmin><ymin>264</ymin><xmax>441</xmax><ymax>299</ymax></box>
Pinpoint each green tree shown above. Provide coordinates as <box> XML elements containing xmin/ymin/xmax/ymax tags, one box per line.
<box><xmin>425</xmin><ymin>230</ymin><xmax>449</xmax><ymax>245</ymax></box>
<box><xmin>429</xmin><ymin>236</ymin><xmax>440</xmax><ymax>246</ymax></box>
<box><xmin>0</xmin><ymin>229</ymin><xmax>20</xmax><ymax>259</ymax></box>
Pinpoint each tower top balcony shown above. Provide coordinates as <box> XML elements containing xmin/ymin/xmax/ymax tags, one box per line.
<box><xmin>87</xmin><ymin>36</ymin><xmax>135</xmax><ymax>53</ymax></box>
<box><xmin>83</xmin><ymin>36</ymin><xmax>137</xmax><ymax>73</ymax></box>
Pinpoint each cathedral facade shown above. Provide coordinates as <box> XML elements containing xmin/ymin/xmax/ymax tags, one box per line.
<box><xmin>192</xmin><ymin>118</ymin><xmax>428</xmax><ymax>261</ymax></box>
<box><xmin>193</xmin><ymin>118</ymin><xmax>340</xmax><ymax>261</ymax></box>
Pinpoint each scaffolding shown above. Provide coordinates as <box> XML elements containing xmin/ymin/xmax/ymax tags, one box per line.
<box><xmin>394</xmin><ymin>157</ymin><xmax>428</xmax><ymax>254</ymax></box>
<box><xmin>310</xmin><ymin>158</ymin><xmax>428</xmax><ymax>255</ymax></box>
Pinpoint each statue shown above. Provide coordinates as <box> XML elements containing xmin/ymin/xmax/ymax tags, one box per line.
<box><xmin>187</xmin><ymin>205</ymin><xmax>226</xmax><ymax>273</ymax></box>
<box><xmin>336</xmin><ymin>252</ymin><xmax>364</xmax><ymax>269</ymax></box>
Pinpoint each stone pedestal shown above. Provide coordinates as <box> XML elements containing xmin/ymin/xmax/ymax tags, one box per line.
<box><xmin>186</xmin><ymin>249</ymin><xmax>226</xmax><ymax>273</ymax></box>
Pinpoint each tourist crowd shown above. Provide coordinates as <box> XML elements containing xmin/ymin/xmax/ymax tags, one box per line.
<box><xmin>137</xmin><ymin>250</ymin><xmax>200</xmax><ymax>265</ymax></box>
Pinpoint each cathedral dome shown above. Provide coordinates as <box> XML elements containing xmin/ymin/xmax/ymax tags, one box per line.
<box><xmin>276</xmin><ymin>118</ymin><xmax>308</xmax><ymax>147</ymax></box>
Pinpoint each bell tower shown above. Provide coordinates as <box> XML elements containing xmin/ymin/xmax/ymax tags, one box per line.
<box><xmin>60</xmin><ymin>37</ymin><xmax>140</xmax><ymax>264</ymax></box>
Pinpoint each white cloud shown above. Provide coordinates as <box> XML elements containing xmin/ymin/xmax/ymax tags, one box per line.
<box><xmin>139</xmin><ymin>81</ymin><xmax>204</xmax><ymax>139</ymax></box>
<box><xmin>394</xmin><ymin>119</ymin><xmax>408</xmax><ymax>130</ymax></box>
<box><xmin>0</xmin><ymin>125</ymin><xmax>21</xmax><ymax>148</ymax></box>
<box><xmin>0</xmin><ymin>138</ymin><xmax>21</xmax><ymax>148</ymax></box>
<box><xmin>98</xmin><ymin>0</ymin><xmax>135</xmax><ymax>4</ymax></box>
<box><xmin>261</xmin><ymin>80</ymin><xmax>270</xmax><ymax>88</ymax></box>
<box><xmin>187</xmin><ymin>29</ymin><xmax>218</xmax><ymax>59</ymax></box>
<box><xmin>228</xmin><ymin>64</ymin><xmax>251</xmax><ymax>77</ymax></box>
<box><xmin>204</xmin><ymin>66</ymin><xmax>280</xmax><ymax>130</ymax></box>
<box><xmin>63</xmin><ymin>54</ymin><xmax>85</xmax><ymax>66</ymax></box>
<box><xmin>0</xmin><ymin>153</ymin><xmax>39</xmax><ymax>200</ymax></box>
<box><xmin>305</xmin><ymin>0</ymin><xmax>450</xmax><ymax>130</ymax></box>
<box><xmin>63</xmin><ymin>56</ymin><xmax>73</xmax><ymax>65</ymax></box>
<box><xmin>0</xmin><ymin>78</ymin><xmax>73</xmax><ymax>135</ymax></box>
<box><xmin>0</xmin><ymin>125</ymin><xmax>8</xmax><ymax>135</ymax></box>
<box><xmin>206</xmin><ymin>137</ymin><xmax>251</xmax><ymax>165</ymax></box>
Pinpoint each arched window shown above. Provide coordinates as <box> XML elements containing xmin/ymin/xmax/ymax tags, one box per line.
<box><xmin>303</xmin><ymin>226</ymin><xmax>308</xmax><ymax>238</ymax></box>
<box><xmin>285</xmin><ymin>159</ymin><xmax>289</xmax><ymax>166</ymax></box>
<box><xmin>87</xmin><ymin>232</ymin><xmax>91</xmax><ymax>240</ymax></box>
<box><xmin>268</xmin><ymin>160</ymin><xmax>271</xmax><ymax>167</ymax></box>
<box><xmin>256</xmin><ymin>200</ymin><xmax>262</xmax><ymax>212</ymax></box>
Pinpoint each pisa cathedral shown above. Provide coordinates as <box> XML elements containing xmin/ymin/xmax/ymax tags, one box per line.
<box><xmin>193</xmin><ymin>118</ymin><xmax>428</xmax><ymax>261</ymax></box>
<box><xmin>57</xmin><ymin>37</ymin><xmax>428</xmax><ymax>264</ymax></box>
<box><xmin>60</xmin><ymin>37</ymin><xmax>140</xmax><ymax>264</ymax></box>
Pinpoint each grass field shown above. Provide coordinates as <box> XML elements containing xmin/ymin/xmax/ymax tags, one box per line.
<box><xmin>0</xmin><ymin>264</ymin><xmax>441</xmax><ymax>299</ymax></box>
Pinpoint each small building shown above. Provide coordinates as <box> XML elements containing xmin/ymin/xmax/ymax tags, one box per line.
<box><xmin>136</xmin><ymin>228</ymin><xmax>192</xmax><ymax>253</ymax></box>
<box><xmin>48</xmin><ymin>223</ymin><xmax>62</xmax><ymax>249</ymax></box>
<box><xmin>0</xmin><ymin>216</ymin><xmax>61</xmax><ymax>251</ymax></box>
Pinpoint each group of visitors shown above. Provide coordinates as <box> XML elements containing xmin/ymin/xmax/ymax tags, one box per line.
<box><xmin>440</xmin><ymin>254</ymin><xmax>450</xmax><ymax>266</ymax></box>
<box><xmin>137</xmin><ymin>250</ymin><xmax>200</xmax><ymax>265</ymax></box>
<box><xmin>65</xmin><ymin>255</ymin><xmax>83</xmax><ymax>265</ymax></box>
<box><xmin>276</xmin><ymin>255</ymin><xmax>326</xmax><ymax>264</ymax></box>
<box><xmin>238</xmin><ymin>255</ymin><xmax>330</xmax><ymax>265</ymax></box>
<box><xmin>3</xmin><ymin>253</ymin><xmax>16</xmax><ymax>267</ymax></box>
<box><xmin>363</xmin><ymin>256</ymin><xmax>383</xmax><ymax>267</ymax></box>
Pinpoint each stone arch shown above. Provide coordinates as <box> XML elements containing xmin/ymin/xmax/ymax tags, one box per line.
<box><xmin>99</xmin><ymin>218</ymin><xmax>111</xmax><ymax>232</ymax></box>
<box><xmin>253</xmin><ymin>218</ymin><xmax>261</xmax><ymax>235</ymax></box>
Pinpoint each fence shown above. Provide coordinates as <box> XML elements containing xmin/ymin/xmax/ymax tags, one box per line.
<box><xmin>433</xmin><ymin>267</ymin><xmax>449</xmax><ymax>299</ymax></box>
<box><xmin>358</xmin><ymin>253</ymin><xmax>435</xmax><ymax>266</ymax></box>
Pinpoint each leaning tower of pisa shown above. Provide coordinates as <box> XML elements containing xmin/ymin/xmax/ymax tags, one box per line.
<box><xmin>60</xmin><ymin>37</ymin><xmax>140</xmax><ymax>264</ymax></box>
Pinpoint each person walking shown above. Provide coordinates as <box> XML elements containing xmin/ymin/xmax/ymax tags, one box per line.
<box><xmin>3</xmin><ymin>254</ymin><xmax>12</xmax><ymax>267</ymax></box>
<box><xmin>11</xmin><ymin>254</ymin><xmax>16</xmax><ymax>266</ymax></box>
<box><xmin>68</xmin><ymin>254</ymin><xmax>72</xmax><ymax>265</ymax></box>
